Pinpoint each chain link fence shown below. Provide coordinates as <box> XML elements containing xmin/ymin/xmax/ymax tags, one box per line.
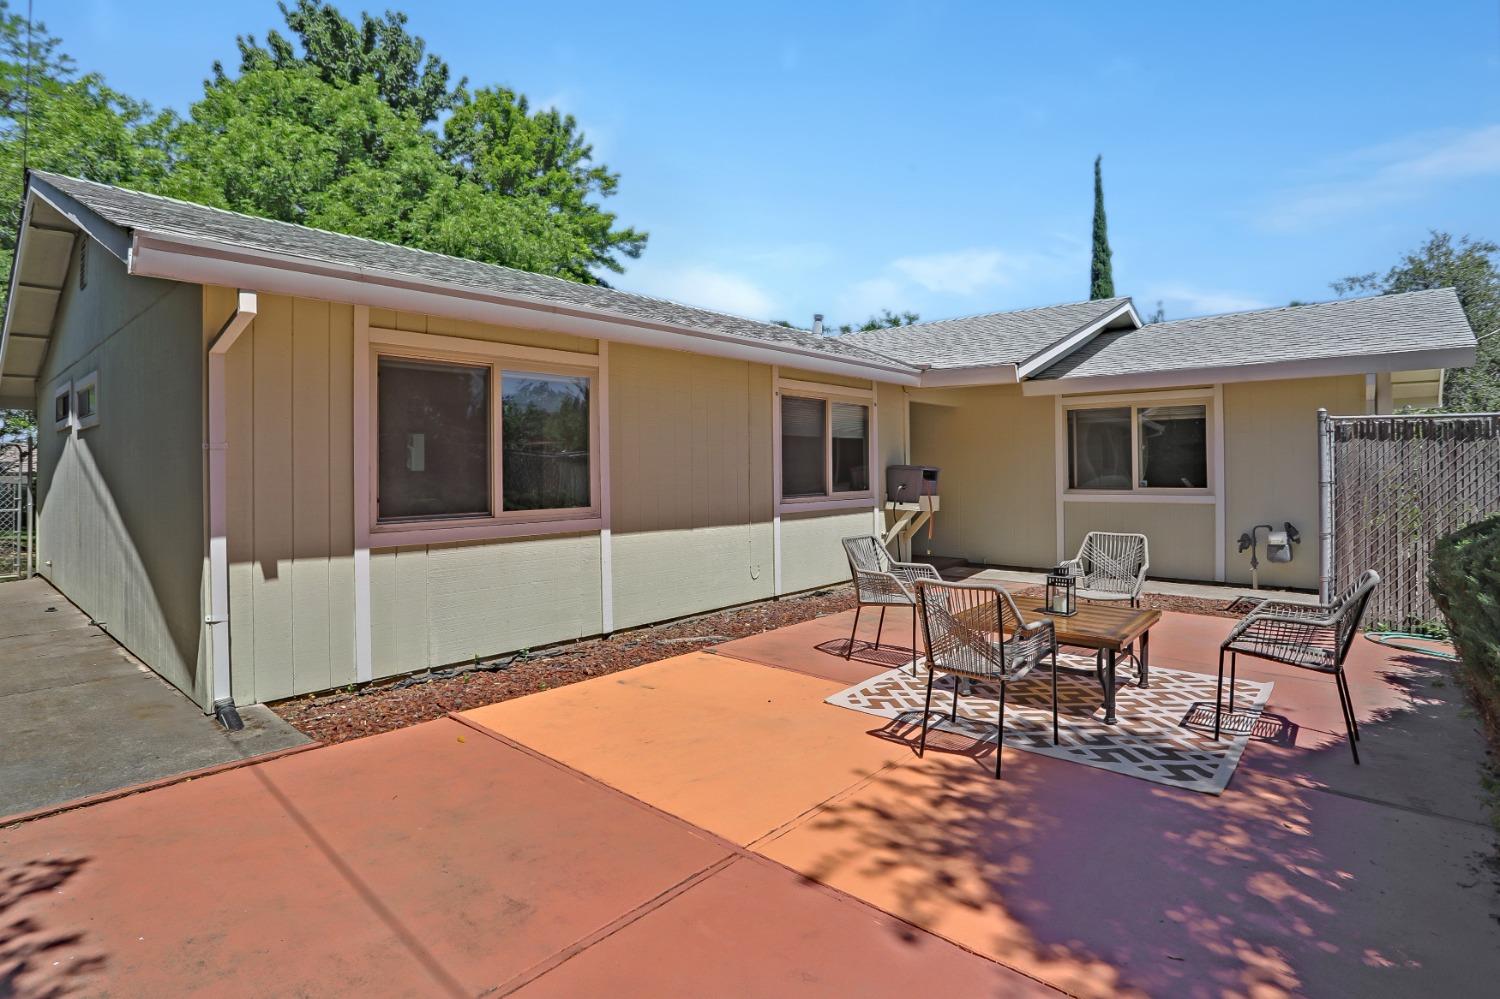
<box><xmin>0</xmin><ymin>442</ymin><xmax>33</xmax><ymax>582</ymax></box>
<box><xmin>1320</xmin><ymin>412</ymin><xmax>1500</xmax><ymax>629</ymax></box>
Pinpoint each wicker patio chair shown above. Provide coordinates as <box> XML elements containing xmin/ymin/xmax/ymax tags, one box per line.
<box><xmin>1215</xmin><ymin>570</ymin><xmax>1379</xmax><ymax>764</ymax></box>
<box><xmin>1061</xmin><ymin>531</ymin><xmax>1149</xmax><ymax>606</ymax></box>
<box><xmin>1061</xmin><ymin>531</ymin><xmax>1150</xmax><ymax>680</ymax></box>
<box><xmin>841</xmin><ymin>535</ymin><xmax>940</xmax><ymax>670</ymax></box>
<box><xmin>915</xmin><ymin>579</ymin><xmax>1059</xmax><ymax>779</ymax></box>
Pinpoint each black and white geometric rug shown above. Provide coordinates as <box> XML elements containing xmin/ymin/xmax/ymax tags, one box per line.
<box><xmin>826</xmin><ymin>653</ymin><xmax>1272</xmax><ymax>795</ymax></box>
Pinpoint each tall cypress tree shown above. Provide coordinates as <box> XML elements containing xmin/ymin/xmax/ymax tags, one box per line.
<box><xmin>1090</xmin><ymin>155</ymin><xmax>1115</xmax><ymax>300</ymax></box>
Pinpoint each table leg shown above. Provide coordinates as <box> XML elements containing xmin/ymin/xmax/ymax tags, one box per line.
<box><xmin>1138</xmin><ymin>630</ymin><xmax>1151</xmax><ymax>689</ymax></box>
<box><xmin>1104</xmin><ymin>648</ymin><xmax>1118</xmax><ymax>725</ymax></box>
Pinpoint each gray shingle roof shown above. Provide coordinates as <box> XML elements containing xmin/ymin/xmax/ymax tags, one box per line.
<box><xmin>839</xmin><ymin>297</ymin><xmax>1133</xmax><ymax>369</ymax></box>
<box><xmin>30</xmin><ymin>171</ymin><xmax>911</xmax><ymax>372</ymax></box>
<box><xmin>1031</xmin><ymin>289</ymin><xmax>1476</xmax><ymax>381</ymax></box>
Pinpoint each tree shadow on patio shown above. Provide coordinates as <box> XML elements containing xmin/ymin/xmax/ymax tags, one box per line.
<box><xmin>0</xmin><ymin>857</ymin><xmax>104</xmax><ymax>998</ymax></box>
<box><xmin>763</xmin><ymin>641</ymin><xmax>1499</xmax><ymax>997</ymax></box>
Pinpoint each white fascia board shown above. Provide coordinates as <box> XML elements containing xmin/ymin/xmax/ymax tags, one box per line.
<box><xmin>914</xmin><ymin>363</ymin><xmax>1021</xmax><ymax>387</ymax></box>
<box><xmin>27</xmin><ymin>180</ymin><xmax>132</xmax><ymax>263</ymax></box>
<box><xmin>1018</xmin><ymin>344</ymin><xmax>1479</xmax><ymax>396</ymax></box>
<box><xmin>128</xmin><ymin>231</ymin><xmax>924</xmax><ymax>386</ymax></box>
<box><xmin>1015</xmin><ymin>300</ymin><xmax>1140</xmax><ymax>380</ymax></box>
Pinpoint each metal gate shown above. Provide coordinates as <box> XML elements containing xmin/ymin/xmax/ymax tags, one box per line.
<box><xmin>0</xmin><ymin>443</ymin><xmax>33</xmax><ymax>581</ymax></box>
<box><xmin>1317</xmin><ymin>410</ymin><xmax>1500</xmax><ymax>628</ymax></box>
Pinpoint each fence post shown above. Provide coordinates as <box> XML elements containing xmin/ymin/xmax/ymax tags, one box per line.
<box><xmin>1317</xmin><ymin>408</ymin><xmax>1333</xmax><ymax>603</ymax></box>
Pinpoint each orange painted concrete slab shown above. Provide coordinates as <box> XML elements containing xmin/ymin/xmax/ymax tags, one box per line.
<box><xmin>0</xmin><ymin>718</ymin><xmax>731</xmax><ymax>997</ymax></box>
<box><xmin>514</xmin><ymin>855</ymin><xmax>1058</xmax><ymax>997</ymax></box>
<box><xmin>712</xmin><ymin>607</ymin><xmax>922</xmax><ymax>685</ymax></box>
<box><xmin>462</xmin><ymin>652</ymin><xmax>911</xmax><ymax>845</ymax></box>
<box><xmin>756</xmin><ymin>721</ymin><xmax>1499</xmax><ymax>999</ymax></box>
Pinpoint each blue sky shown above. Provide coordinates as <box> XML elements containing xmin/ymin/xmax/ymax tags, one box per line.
<box><xmin>59</xmin><ymin>1</ymin><xmax>1500</xmax><ymax>327</ymax></box>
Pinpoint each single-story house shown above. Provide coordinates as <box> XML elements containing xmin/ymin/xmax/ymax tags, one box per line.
<box><xmin>0</xmin><ymin>171</ymin><xmax>1477</xmax><ymax>719</ymax></box>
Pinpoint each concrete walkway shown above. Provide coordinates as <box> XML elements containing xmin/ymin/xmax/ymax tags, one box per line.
<box><xmin>0</xmin><ymin>578</ymin><xmax>307</xmax><ymax>818</ymax></box>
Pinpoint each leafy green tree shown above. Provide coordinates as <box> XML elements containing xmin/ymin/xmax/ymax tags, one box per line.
<box><xmin>0</xmin><ymin>1</ymin><xmax>176</xmax><ymax>436</ymax></box>
<box><xmin>211</xmin><ymin>1</ymin><xmax>645</xmax><ymax>282</ymax></box>
<box><xmin>1090</xmin><ymin>155</ymin><xmax>1114</xmax><ymax>300</ymax></box>
<box><xmin>1333</xmin><ymin>232</ymin><xmax>1500</xmax><ymax>411</ymax></box>
<box><xmin>774</xmin><ymin>309</ymin><xmax>920</xmax><ymax>334</ymax></box>
<box><xmin>230</xmin><ymin>0</ymin><xmax>462</xmax><ymax>124</ymax></box>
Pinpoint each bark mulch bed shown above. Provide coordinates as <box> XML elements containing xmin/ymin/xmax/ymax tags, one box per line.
<box><xmin>271</xmin><ymin>584</ymin><xmax>859</xmax><ymax>744</ymax></box>
<box><xmin>272</xmin><ymin>580</ymin><xmax>1255</xmax><ymax>745</ymax></box>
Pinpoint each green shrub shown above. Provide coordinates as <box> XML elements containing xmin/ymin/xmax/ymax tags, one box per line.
<box><xmin>1429</xmin><ymin>513</ymin><xmax>1500</xmax><ymax>711</ymax></box>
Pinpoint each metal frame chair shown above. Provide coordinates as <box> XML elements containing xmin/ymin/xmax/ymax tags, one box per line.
<box><xmin>841</xmin><ymin>535</ymin><xmax>939</xmax><ymax>670</ymax></box>
<box><xmin>1062</xmin><ymin>531</ymin><xmax>1150</xmax><ymax>680</ymax></box>
<box><xmin>915</xmin><ymin>579</ymin><xmax>1059</xmax><ymax>779</ymax></box>
<box><xmin>1215</xmin><ymin>570</ymin><xmax>1379</xmax><ymax>764</ymax></box>
<box><xmin>1062</xmin><ymin>531</ymin><xmax>1149</xmax><ymax>607</ymax></box>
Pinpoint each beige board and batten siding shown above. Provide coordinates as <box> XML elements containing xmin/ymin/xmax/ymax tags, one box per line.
<box><xmin>1063</xmin><ymin>501</ymin><xmax>1217</xmax><ymax>581</ymax></box>
<box><xmin>37</xmin><ymin>238</ymin><xmax>208</xmax><ymax>704</ymax></box>
<box><xmin>1223</xmin><ymin>374</ymin><xmax>1365</xmax><ymax>590</ymax></box>
<box><xmin>216</xmin><ymin>293</ymin><xmax>604</xmax><ymax>703</ymax></box>
<box><xmin>218</xmin><ymin>293</ymin><xmax>887</xmax><ymax>701</ymax></box>
<box><xmin>906</xmin><ymin>385</ymin><xmax>1056</xmax><ymax>568</ymax></box>
<box><xmin>609</xmin><ymin>345</ymin><xmax>775</xmax><ymax>628</ymax></box>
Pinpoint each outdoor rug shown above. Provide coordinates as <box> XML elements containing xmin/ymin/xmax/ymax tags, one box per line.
<box><xmin>826</xmin><ymin>652</ymin><xmax>1273</xmax><ymax>795</ymax></box>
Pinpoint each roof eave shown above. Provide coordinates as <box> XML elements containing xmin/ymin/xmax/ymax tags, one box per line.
<box><xmin>1014</xmin><ymin>299</ymin><xmax>1140</xmax><ymax>380</ymax></box>
<box><xmin>1018</xmin><ymin>344</ymin><xmax>1479</xmax><ymax>396</ymax></box>
<box><xmin>914</xmin><ymin>363</ymin><xmax>1022</xmax><ymax>388</ymax></box>
<box><xmin>127</xmin><ymin>230</ymin><xmax>923</xmax><ymax>385</ymax></box>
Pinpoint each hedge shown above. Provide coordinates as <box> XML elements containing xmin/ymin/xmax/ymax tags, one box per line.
<box><xmin>1429</xmin><ymin>513</ymin><xmax>1500</xmax><ymax>712</ymax></box>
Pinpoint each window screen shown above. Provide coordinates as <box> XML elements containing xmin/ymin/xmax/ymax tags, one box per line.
<box><xmin>377</xmin><ymin>357</ymin><xmax>491</xmax><ymax>521</ymax></box>
<box><xmin>501</xmin><ymin>371</ymin><xmax>591</xmax><ymax>511</ymax></box>
<box><xmin>830</xmin><ymin>402</ymin><xmax>869</xmax><ymax>493</ymax></box>
<box><xmin>1138</xmin><ymin>405</ymin><xmax>1207</xmax><ymax>488</ymax></box>
<box><xmin>1068</xmin><ymin>407</ymin><xmax>1132</xmax><ymax>490</ymax></box>
<box><xmin>781</xmin><ymin>396</ymin><xmax>826</xmax><ymax>498</ymax></box>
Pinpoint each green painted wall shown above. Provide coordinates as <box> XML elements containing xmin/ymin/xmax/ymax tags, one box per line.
<box><xmin>35</xmin><ymin>237</ymin><xmax>208</xmax><ymax>705</ymax></box>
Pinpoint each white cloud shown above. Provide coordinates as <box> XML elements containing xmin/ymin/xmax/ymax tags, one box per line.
<box><xmin>625</xmin><ymin>263</ymin><xmax>778</xmax><ymax>319</ymax></box>
<box><xmin>1145</xmin><ymin>284</ymin><xmax>1270</xmax><ymax>318</ymax></box>
<box><xmin>890</xmin><ymin>248</ymin><xmax>1038</xmax><ymax>295</ymax></box>
<box><xmin>835</xmin><ymin>276</ymin><xmax>909</xmax><ymax>321</ymax></box>
<box><xmin>1264</xmin><ymin>124</ymin><xmax>1500</xmax><ymax>229</ymax></box>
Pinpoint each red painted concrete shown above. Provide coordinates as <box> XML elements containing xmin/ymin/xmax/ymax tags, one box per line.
<box><xmin>712</xmin><ymin>607</ymin><xmax>923</xmax><ymax>684</ymax></box>
<box><xmin>513</xmin><ymin>856</ymin><xmax>1057</xmax><ymax>997</ymax></box>
<box><xmin>0</xmin><ymin>719</ymin><xmax>731</xmax><ymax>997</ymax></box>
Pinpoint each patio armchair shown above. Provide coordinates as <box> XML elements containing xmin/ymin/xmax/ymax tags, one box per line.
<box><xmin>1062</xmin><ymin>531</ymin><xmax>1150</xmax><ymax>680</ymax></box>
<box><xmin>841</xmin><ymin>535</ymin><xmax>940</xmax><ymax>669</ymax></box>
<box><xmin>1061</xmin><ymin>531</ymin><xmax>1150</xmax><ymax>607</ymax></box>
<box><xmin>1215</xmin><ymin>570</ymin><xmax>1379</xmax><ymax>764</ymax></box>
<box><xmin>915</xmin><ymin>579</ymin><xmax>1059</xmax><ymax>779</ymax></box>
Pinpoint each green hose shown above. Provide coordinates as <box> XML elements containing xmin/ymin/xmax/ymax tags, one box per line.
<box><xmin>1364</xmin><ymin>631</ymin><xmax>1458</xmax><ymax>660</ymax></box>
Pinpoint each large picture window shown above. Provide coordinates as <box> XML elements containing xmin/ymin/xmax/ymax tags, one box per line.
<box><xmin>779</xmin><ymin>391</ymin><xmax>872</xmax><ymax>503</ymax></box>
<box><xmin>1067</xmin><ymin>401</ymin><xmax>1209</xmax><ymax>493</ymax></box>
<box><xmin>501</xmin><ymin>371</ymin><xmax>591</xmax><ymax>511</ymax></box>
<box><xmin>373</xmin><ymin>349</ymin><xmax>597</xmax><ymax>532</ymax></box>
<box><xmin>377</xmin><ymin>357</ymin><xmax>492</xmax><ymax>521</ymax></box>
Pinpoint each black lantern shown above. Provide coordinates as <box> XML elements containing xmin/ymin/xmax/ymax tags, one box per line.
<box><xmin>1045</xmin><ymin>565</ymin><xmax>1077</xmax><ymax>616</ymax></box>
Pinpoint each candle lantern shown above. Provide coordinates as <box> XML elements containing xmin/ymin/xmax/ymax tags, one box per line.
<box><xmin>1045</xmin><ymin>565</ymin><xmax>1077</xmax><ymax>616</ymax></box>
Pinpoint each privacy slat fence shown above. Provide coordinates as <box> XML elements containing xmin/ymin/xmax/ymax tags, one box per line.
<box><xmin>1318</xmin><ymin>411</ymin><xmax>1500</xmax><ymax>629</ymax></box>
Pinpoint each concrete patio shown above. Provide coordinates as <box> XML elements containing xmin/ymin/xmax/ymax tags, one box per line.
<box><xmin>1</xmin><ymin>601</ymin><xmax>1494</xmax><ymax>997</ymax></box>
<box><xmin>0</xmin><ymin>579</ymin><xmax>308</xmax><ymax>818</ymax></box>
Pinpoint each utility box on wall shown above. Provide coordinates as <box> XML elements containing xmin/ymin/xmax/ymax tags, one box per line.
<box><xmin>886</xmin><ymin>464</ymin><xmax>939</xmax><ymax>502</ymax></box>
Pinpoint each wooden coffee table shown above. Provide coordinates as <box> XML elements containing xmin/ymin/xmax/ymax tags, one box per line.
<box><xmin>1011</xmin><ymin>595</ymin><xmax>1161</xmax><ymax>724</ymax></box>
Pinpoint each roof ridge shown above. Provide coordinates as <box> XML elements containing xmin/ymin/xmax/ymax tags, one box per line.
<box><xmin>29</xmin><ymin>169</ymin><xmax>859</xmax><ymax>346</ymax></box>
<box><xmin>1145</xmin><ymin>288</ymin><xmax>1457</xmax><ymax>329</ymax></box>
<box><xmin>839</xmin><ymin>296</ymin><xmax>1130</xmax><ymax>340</ymax></box>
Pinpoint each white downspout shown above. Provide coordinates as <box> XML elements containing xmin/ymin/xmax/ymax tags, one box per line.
<box><xmin>206</xmin><ymin>290</ymin><xmax>258</xmax><ymax>727</ymax></box>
